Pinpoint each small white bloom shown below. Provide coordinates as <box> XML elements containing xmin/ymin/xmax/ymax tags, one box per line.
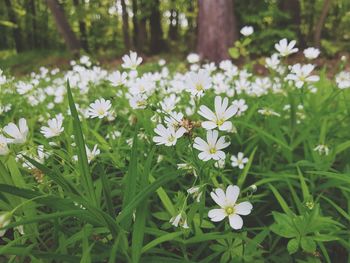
<box><xmin>86</xmin><ymin>144</ymin><xmax>100</xmax><ymax>163</ymax></box>
<box><xmin>198</xmin><ymin>96</ymin><xmax>237</xmax><ymax>131</ymax></box>
<box><xmin>193</xmin><ymin>130</ymin><xmax>230</xmax><ymax>161</ymax></box>
<box><xmin>108</xmin><ymin>71</ymin><xmax>128</xmax><ymax>86</ymax></box>
<box><xmin>122</xmin><ymin>51</ymin><xmax>143</xmax><ymax>70</ymax></box>
<box><xmin>208</xmin><ymin>185</ymin><xmax>253</xmax><ymax>230</ymax></box>
<box><xmin>240</xmin><ymin>26</ymin><xmax>254</xmax><ymax>36</ymax></box>
<box><xmin>187</xmin><ymin>186</ymin><xmax>203</xmax><ymax>202</ymax></box>
<box><xmin>88</xmin><ymin>98</ymin><xmax>112</xmax><ymax>119</ymax></box>
<box><xmin>303</xmin><ymin>47</ymin><xmax>320</xmax><ymax>60</ymax></box>
<box><xmin>231</xmin><ymin>99</ymin><xmax>248</xmax><ymax>116</ymax></box>
<box><xmin>286</xmin><ymin>64</ymin><xmax>320</xmax><ymax>88</ymax></box>
<box><xmin>3</xmin><ymin>118</ymin><xmax>29</xmax><ymax>144</ymax></box>
<box><xmin>170</xmin><ymin>213</ymin><xmax>189</xmax><ymax>228</ymax></box>
<box><xmin>40</xmin><ymin>115</ymin><xmax>64</xmax><ymax>138</ymax></box>
<box><xmin>153</xmin><ymin>124</ymin><xmax>186</xmax><ymax>146</ymax></box>
<box><xmin>335</xmin><ymin>71</ymin><xmax>350</xmax><ymax>89</ymax></box>
<box><xmin>0</xmin><ymin>211</ymin><xmax>12</xmax><ymax>237</ymax></box>
<box><xmin>275</xmin><ymin>38</ymin><xmax>298</xmax><ymax>57</ymax></box>
<box><xmin>185</xmin><ymin>69</ymin><xmax>211</xmax><ymax>97</ymax></box>
<box><xmin>187</xmin><ymin>53</ymin><xmax>200</xmax><ymax>64</ymax></box>
<box><xmin>231</xmin><ymin>152</ymin><xmax>249</xmax><ymax>169</ymax></box>
<box><xmin>313</xmin><ymin>144</ymin><xmax>329</xmax><ymax>156</ymax></box>
<box><xmin>0</xmin><ymin>135</ymin><xmax>9</xmax><ymax>155</ymax></box>
<box><xmin>258</xmin><ymin>108</ymin><xmax>281</xmax><ymax>117</ymax></box>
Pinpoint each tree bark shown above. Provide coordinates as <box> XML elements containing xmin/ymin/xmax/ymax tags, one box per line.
<box><xmin>168</xmin><ymin>8</ymin><xmax>179</xmax><ymax>41</ymax></box>
<box><xmin>29</xmin><ymin>0</ymin><xmax>38</xmax><ymax>48</ymax></box>
<box><xmin>47</xmin><ymin>0</ymin><xmax>80</xmax><ymax>54</ymax></box>
<box><xmin>73</xmin><ymin>0</ymin><xmax>89</xmax><ymax>52</ymax></box>
<box><xmin>137</xmin><ymin>0</ymin><xmax>148</xmax><ymax>52</ymax></box>
<box><xmin>131</xmin><ymin>0</ymin><xmax>139</xmax><ymax>49</ymax></box>
<box><xmin>314</xmin><ymin>0</ymin><xmax>332</xmax><ymax>48</ymax></box>
<box><xmin>197</xmin><ymin>0</ymin><xmax>238</xmax><ymax>62</ymax></box>
<box><xmin>121</xmin><ymin>0</ymin><xmax>131</xmax><ymax>50</ymax></box>
<box><xmin>279</xmin><ymin>0</ymin><xmax>304</xmax><ymax>47</ymax></box>
<box><xmin>4</xmin><ymin>0</ymin><xmax>24</xmax><ymax>52</ymax></box>
<box><xmin>149</xmin><ymin>0</ymin><xmax>165</xmax><ymax>54</ymax></box>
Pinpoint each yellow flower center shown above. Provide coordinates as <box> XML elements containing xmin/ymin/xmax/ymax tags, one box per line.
<box><xmin>209</xmin><ymin>148</ymin><xmax>217</xmax><ymax>154</ymax></box>
<box><xmin>97</xmin><ymin>108</ymin><xmax>106</xmax><ymax>115</ymax></box>
<box><xmin>195</xmin><ymin>83</ymin><xmax>203</xmax><ymax>91</ymax></box>
<box><xmin>225</xmin><ymin>207</ymin><xmax>235</xmax><ymax>215</ymax></box>
<box><xmin>168</xmin><ymin>136</ymin><xmax>175</xmax><ymax>142</ymax></box>
<box><xmin>216</xmin><ymin>119</ymin><xmax>224</xmax><ymax>126</ymax></box>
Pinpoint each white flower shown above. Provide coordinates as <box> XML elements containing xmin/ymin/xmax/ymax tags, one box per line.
<box><xmin>158</xmin><ymin>59</ymin><xmax>166</xmax><ymax>66</ymax></box>
<box><xmin>122</xmin><ymin>51</ymin><xmax>142</xmax><ymax>70</ymax></box>
<box><xmin>335</xmin><ymin>71</ymin><xmax>350</xmax><ymax>89</ymax></box>
<box><xmin>3</xmin><ymin>118</ymin><xmax>29</xmax><ymax>144</ymax></box>
<box><xmin>314</xmin><ymin>144</ymin><xmax>329</xmax><ymax>156</ymax></box>
<box><xmin>187</xmin><ymin>186</ymin><xmax>202</xmax><ymax>202</ymax></box>
<box><xmin>86</xmin><ymin>144</ymin><xmax>100</xmax><ymax>163</ymax></box>
<box><xmin>303</xmin><ymin>47</ymin><xmax>320</xmax><ymax>60</ymax></box>
<box><xmin>231</xmin><ymin>152</ymin><xmax>248</xmax><ymax>169</ymax></box>
<box><xmin>232</xmin><ymin>99</ymin><xmax>248</xmax><ymax>116</ymax></box>
<box><xmin>0</xmin><ymin>211</ymin><xmax>12</xmax><ymax>237</ymax></box>
<box><xmin>198</xmin><ymin>96</ymin><xmax>237</xmax><ymax>131</ymax></box>
<box><xmin>0</xmin><ymin>135</ymin><xmax>9</xmax><ymax>155</ymax></box>
<box><xmin>108</xmin><ymin>71</ymin><xmax>128</xmax><ymax>86</ymax></box>
<box><xmin>88</xmin><ymin>98</ymin><xmax>112</xmax><ymax>119</ymax></box>
<box><xmin>193</xmin><ymin>130</ymin><xmax>230</xmax><ymax>161</ymax></box>
<box><xmin>129</xmin><ymin>94</ymin><xmax>148</xmax><ymax>109</ymax></box>
<box><xmin>187</xmin><ymin>53</ymin><xmax>200</xmax><ymax>64</ymax></box>
<box><xmin>286</xmin><ymin>64</ymin><xmax>320</xmax><ymax>88</ymax></box>
<box><xmin>153</xmin><ymin>124</ymin><xmax>186</xmax><ymax>146</ymax></box>
<box><xmin>40</xmin><ymin>115</ymin><xmax>64</xmax><ymax>138</ymax></box>
<box><xmin>275</xmin><ymin>39</ymin><xmax>298</xmax><ymax>57</ymax></box>
<box><xmin>186</xmin><ymin>69</ymin><xmax>211</xmax><ymax>97</ymax></box>
<box><xmin>240</xmin><ymin>26</ymin><xmax>254</xmax><ymax>36</ymax></box>
<box><xmin>265</xmin><ymin>53</ymin><xmax>280</xmax><ymax>70</ymax></box>
<box><xmin>164</xmin><ymin>111</ymin><xmax>184</xmax><ymax>128</ymax></box>
<box><xmin>208</xmin><ymin>185</ymin><xmax>252</xmax><ymax>230</ymax></box>
<box><xmin>170</xmin><ymin>213</ymin><xmax>189</xmax><ymax>228</ymax></box>
<box><xmin>258</xmin><ymin>108</ymin><xmax>280</xmax><ymax>117</ymax></box>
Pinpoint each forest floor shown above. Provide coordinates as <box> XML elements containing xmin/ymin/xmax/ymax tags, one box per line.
<box><xmin>0</xmin><ymin>49</ymin><xmax>349</xmax><ymax>76</ymax></box>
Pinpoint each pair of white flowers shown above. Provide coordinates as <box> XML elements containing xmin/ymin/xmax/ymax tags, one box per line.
<box><xmin>0</xmin><ymin>118</ymin><xmax>29</xmax><ymax>155</ymax></box>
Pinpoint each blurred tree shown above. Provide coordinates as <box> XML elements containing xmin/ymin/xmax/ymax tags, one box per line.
<box><xmin>73</xmin><ymin>0</ymin><xmax>89</xmax><ymax>52</ymax></box>
<box><xmin>47</xmin><ymin>0</ymin><xmax>80</xmax><ymax>55</ymax></box>
<box><xmin>314</xmin><ymin>0</ymin><xmax>332</xmax><ymax>47</ymax></box>
<box><xmin>131</xmin><ymin>0</ymin><xmax>139</xmax><ymax>49</ymax></box>
<box><xmin>150</xmin><ymin>0</ymin><xmax>165</xmax><ymax>54</ymax></box>
<box><xmin>168</xmin><ymin>0</ymin><xmax>179</xmax><ymax>41</ymax></box>
<box><xmin>197</xmin><ymin>0</ymin><xmax>238</xmax><ymax>62</ymax></box>
<box><xmin>4</xmin><ymin>0</ymin><xmax>24</xmax><ymax>52</ymax></box>
<box><xmin>121</xmin><ymin>0</ymin><xmax>131</xmax><ymax>50</ymax></box>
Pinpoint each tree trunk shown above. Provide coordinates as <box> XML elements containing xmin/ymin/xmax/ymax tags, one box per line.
<box><xmin>29</xmin><ymin>0</ymin><xmax>38</xmax><ymax>48</ymax></box>
<box><xmin>168</xmin><ymin>8</ymin><xmax>179</xmax><ymax>41</ymax></box>
<box><xmin>137</xmin><ymin>0</ymin><xmax>148</xmax><ymax>52</ymax></box>
<box><xmin>73</xmin><ymin>0</ymin><xmax>89</xmax><ymax>52</ymax></box>
<box><xmin>131</xmin><ymin>0</ymin><xmax>139</xmax><ymax>49</ymax></box>
<box><xmin>4</xmin><ymin>0</ymin><xmax>24</xmax><ymax>52</ymax></box>
<box><xmin>314</xmin><ymin>0</ymin><xmax>332</xmax><ymax>48</ymax></box>
<box><xmin>121</xmin><ymin>0</ymin><xmax>131</xmax><ymax>50</ymax></box>
<box><xmin>279</xmin><ymin>0</ymin><xmax>304</xmax><ymax>47</ymax></box>
<box><xmin>306</xmin><ymin>0</ymin><xmax>316</xmax><ymax>42</ymax></box>
<box><xmin>149</xmin><ymin>0</ymin><xmax>165</xmax><ymax>54</ymax></box>
<box><xmin>197</xmin><ymin>0</ymin><xmax>238</xmax><ymax>62</ymax></box>
<box><xmin>46</xmin><ymin>0</ymin><xmax>80</xmax><ymax>55</ymax></box>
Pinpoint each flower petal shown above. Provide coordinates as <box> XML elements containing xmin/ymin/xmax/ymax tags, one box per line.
<box><xmin>226</xmin><ymin>185</ymin><xmax>239</xmax><ymax>205</ymax></box>
<box><xmin>228</xmin><ymin>214</ymin><xmax>243</xmax><ymax>229</ymax></box>
<box><xmin>235</xmin><ymin>201</ymin><xmax>253</xmax><ymax>215</ymax></box>
<box><xmin>208</xmin><ymin>208</ymin><xmax>226</xmax><ymax>222</ymax></box>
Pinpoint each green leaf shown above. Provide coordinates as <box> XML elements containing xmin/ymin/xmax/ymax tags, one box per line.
<box><xmin>121</xmin><ymin>127</ymin><xmax>139</xmax><ymax>230</ymax></box>
<box><xmin>237</xmin><ymin>147</ymin><xmax>257</xmax><ymax>188</ymax></box>
<box><xmin>131</xmin><ymin>148</ymin><xmax>155</xmax><ymax>263</ymax></box>
<box><xmin>141</xmin><ymin>232</ymin><xmax>182</xmax><ymax>253</ymax></box>
<box><xmin>300</xmin><ymin>236</ymin><xmax>316</xmax><ymax>253</ymax></box>
<box><xmin>269</xmin><ymin>184</ymin><xmax>293</xmax><ymax>215</ymax></box>
<box><xmin>116</xmin><ymin>171</ymin><xmax>179</xmax><ymax>225</ymax></box>
<box><xmin>66</xmin><ymin>80</ymin><xmax>97</xmax><ymax>206</ymax></box>
<box><xmin>287</xmin><ymin>238</ymin><xmax>299</xmax><ymax>254</ymax></box>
